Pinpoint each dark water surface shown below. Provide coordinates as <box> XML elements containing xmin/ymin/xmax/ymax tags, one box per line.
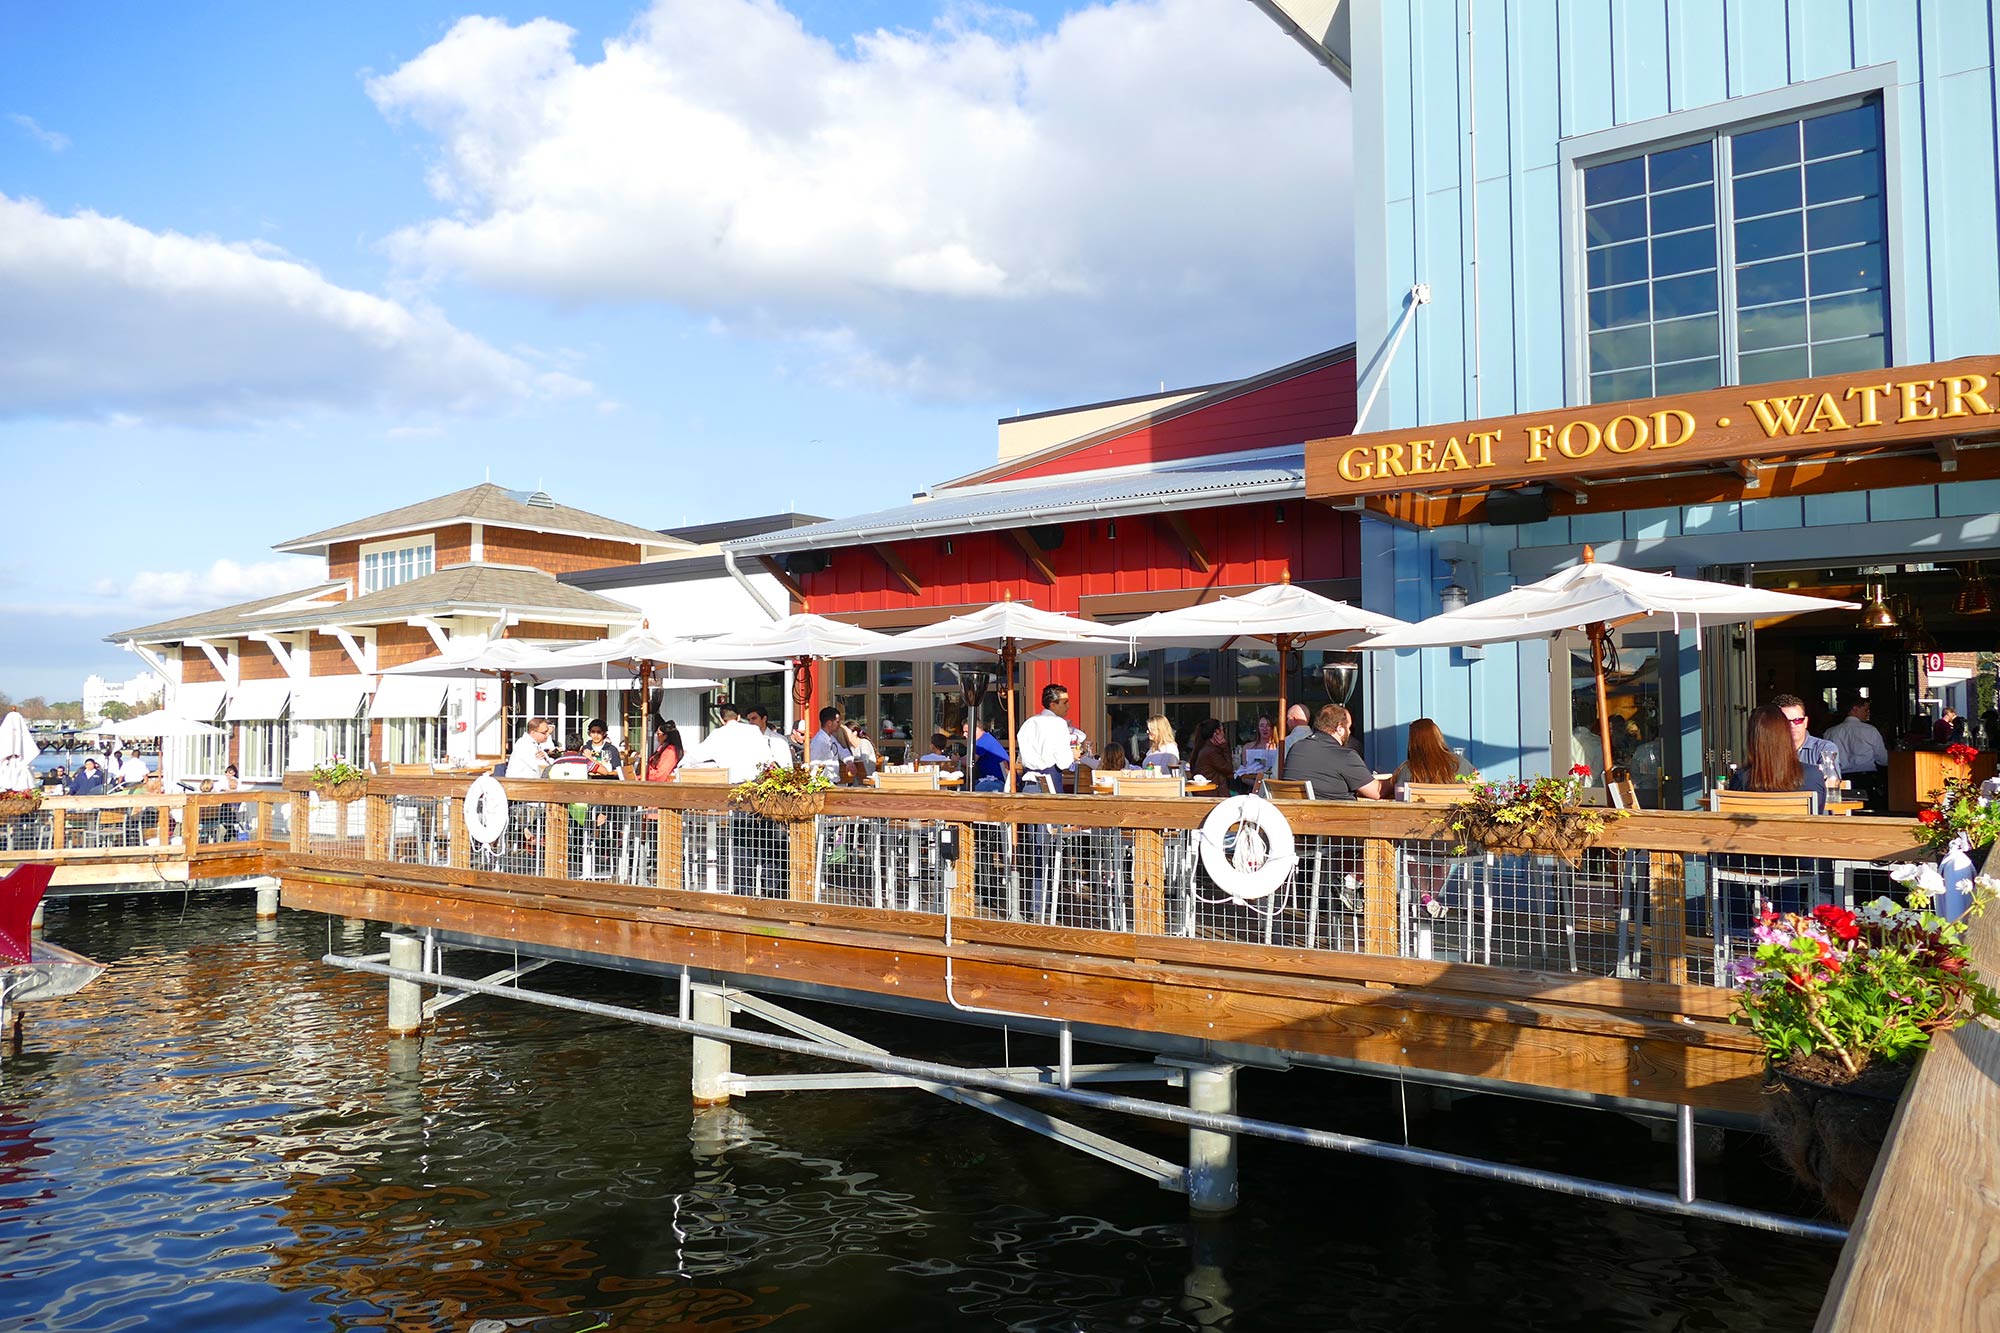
<box><xmin>2</xmin><ymin>894</ymin><xmax>1837</xmax><ymax>1331</ymax></box>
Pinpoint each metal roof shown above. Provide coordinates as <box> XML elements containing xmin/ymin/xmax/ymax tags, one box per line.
<box><xmin>273</xmin><ymin>483</ymin><xmax>691</xmax><ymax>555</ymax></box>
<box><xmin>725</xmin><ymin>454</ymin><xmax>1305</xmax><ymax>556</ymax></box>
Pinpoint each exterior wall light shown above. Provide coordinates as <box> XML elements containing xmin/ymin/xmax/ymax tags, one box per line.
<box><xmin>1438</xmin><ymin>557</ymin><xmax>1471</xmax><ymax>613</ymax></box>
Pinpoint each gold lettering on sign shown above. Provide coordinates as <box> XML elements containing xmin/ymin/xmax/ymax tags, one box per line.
<box><xmin>1603</xmin><ymin>414</ymin><xmax>1648</xmax><ymax>453</ymax></box>
<box><xmin>1436</xmin><ymin>437</ymin><xmax>1471</xmax><ymax>471</ymax></box>
<box><xmin>1897</xmin><ymin>379</ymin><xmax>1939</xmax><ymax>422</ymax></box>
<box><xmin>1941</xmin><ymin>374</ymin><xmax>1993</xmax><ymax>419</ymax></box>
<box><xmin>1845</xmin><ymin>383</ymin><xmax>1890</xmax><ymax>427</ymax></box>
<box><xmin>1651</xmin><ymin>409</ymin><xmax>1695</xmax><ymax>449</ymax></box>
<box><xmin>1525</xmin><ymin>422</ymin><xmax>1556</xmax><ymax>464</ymax></box>
<box><xmin>1338</xmin><ymin>445</ymin><xmax>1372</xmax><ymax>482</ymax></box>
<box><xmin>1470</xmin><ymin>430</ymin><xmax>1498</xmax><ymax>467</ymax></box>
<box><xmin>1747</xmin><ymin>395</ymin><xmax>1813</xmax><ymax>437</ymax></box>
<box><xmin>1374</xmin><ymin>442</ymin><xmax>1407</xmax><ymax>477</ymax></box>
<box><xmin>1409</xmin><ymin>439</ymin><xmax>1436</xmax><ymax>473</ymax></box>
<box><xmin>1557</xmin><ymin>420</ymin><xmax>1599</xmax><ymax>460</ymax></box>
<box><xmin>1805</xmin><ymin>393</ymin><xmax>1852</xmax><ymax>432</ymax></box>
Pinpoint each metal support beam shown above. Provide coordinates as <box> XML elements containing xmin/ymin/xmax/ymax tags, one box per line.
<box><xmin>320</xmin><ymin>954</ymin><xmax>1849</xmax><ymax>1243</ymax></box>
<box><xmin>872</xmin><ymin>544</ymin><xmax>923</xmax><ymax>595</ymax></box>
<box><xmin>420</xmin><ymin>957</ymin><xmax>553</xmax><ymax>1019</ymax></box>
<box><xmin>1006</xmin><ymin>528</ymin><xmax>1058</xmax><ymax>583</ymax></box>
<box><xmin>1937</xmin><ymin>437</ymin><xmax>1961</xmax><ymax>472</ymax></box>
<box><xmin>724</xmin><ymin>990</ymin><xmax>1184</xmax><ymax>1190</ymax></box>
<box><xmin>726</xmin><ymin>1063</ymin><xmax>1184</xmax><ymax>1094</ymax></box>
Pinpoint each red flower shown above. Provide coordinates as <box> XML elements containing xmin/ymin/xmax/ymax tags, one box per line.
<box><xmin>1570</xmin><ymin>764</ymin><xmax>1592</xmax><ymax>778</ymax></box>
<box><xmin>1812</xmin><ymin>904</ymin><xmax>1860</xmax><ymax>942</ymax></box>
<box><xmin>1948</xmin><ymin>743</ymin><xmax>1979</xmax><ymax>764</ymax></box>
<box><xmin>1919</xmin><ymin>808</ymin><xmax>1944</xmax><ymax>826</ymax></box>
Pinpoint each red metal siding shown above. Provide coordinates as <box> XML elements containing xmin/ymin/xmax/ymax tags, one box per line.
<box><xmin>798</xmin><ymin>502</ymin><xmax>1359</xmax><ymax>706</ymax></box>
<box><xmin>992</xmin><ymin>359</ymin><xmax>1356</xmax><ymax>484</ymax></box>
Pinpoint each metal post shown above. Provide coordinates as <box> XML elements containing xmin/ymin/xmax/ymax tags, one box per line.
<box><xmin>254</xmin><ymin>879</ymin><xmax>279</xmax><ymax>919</ymax></box>
<box><xmin>691</xmin><ymin>986</ymin><xmax>732</xmax><ymax>1106</ymax></box>
<box><xmin>1186</xmin><ymin>1064</ymin><xmax>1240</xmax><ymax>1215</ymax></box>
<box><xmin>387</xmin><ymin>933</ymin><xmax>423</xmax><ymax>1034</ymax></box>
<box><xmin>29</xmin><ymin>900</ymin><xmax>44</xmax><ymax>935</ymax></box>
<box><xmin>1676</xmin><ymin>1104</ymin><xmax>1697</xmax><ymax>1204</ymax></box>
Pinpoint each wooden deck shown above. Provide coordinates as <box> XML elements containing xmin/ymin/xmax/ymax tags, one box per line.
<box><xmin>1815</xmin><ymin>903</ymin><xmax>2000</xmax><ymax>1329</ymax></box>
<box><xmin>0</xmin><ymin>791</ymin><xmax>287</xmax><ymax>889</ymax></box>
<box><xmin>274</xmin><ymin>775</ymin><xmax>1929</xmax><ymax>1117</ymax></box>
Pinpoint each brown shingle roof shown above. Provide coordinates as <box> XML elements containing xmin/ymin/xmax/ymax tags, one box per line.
<box><xmin>273</xmin><ymin>483</ymin><xmax>689</xmax><ymax>554</ymax></box>
<box><xmin>109</xmin><ymin>565</ymin><xmax>638</xmax><ymax>645</ymax></box>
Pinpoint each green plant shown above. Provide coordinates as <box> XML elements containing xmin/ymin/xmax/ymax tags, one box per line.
<box><xmin>1915</xmin><ymin>754</ymin><xmax>2000</xmax><ymax>855</ymax></box>
<box><xmin>1730</xmin><ymin>891</ymin><xmax>2000</xmax><ymax>1078</ymax></box>
<box><xmin>310</xmin><ymin>758</ymin><xmax>367</xmax><ymax>787</ymax></box>
<box><xmin>729</xmin><ymin>763</ymin><xmax>833</xmax><ymax>803</ymax></box>
<box><xmin>1441</xmin><ymin>764</ymin><xmax>1625</xmax><ymax>858</ymax></box>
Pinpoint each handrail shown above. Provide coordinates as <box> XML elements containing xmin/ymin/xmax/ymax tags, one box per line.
<box><xmin>1814</xmin><ymin>905</ymin><xmax>2000</xmax><ymax>1330</ymax></box>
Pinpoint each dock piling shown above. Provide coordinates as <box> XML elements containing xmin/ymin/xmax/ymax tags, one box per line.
<box><xmin>1185</xmin><ymin>1063</ymin><xmax>1240</xmax><ymax>1215</ymax></box>
<box><xmin>691</xmin><ymin>985</ymin><xmax>732</xmax><ymax>1106</ymax></box>
<box><xmin>254</xmin><ymin>879</ymin><xmax>279</xmax><ymax>920</ymax></box>
<box><xmin>387</xmin><ymin>934</ymin><xmax>424</xmax><ymax>1033</ymax></box>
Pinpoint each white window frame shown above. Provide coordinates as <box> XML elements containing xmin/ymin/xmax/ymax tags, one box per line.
<box><xmin>382</xmin><ymin>714</ymin><xmax>446</xmax><ymax>766</ymax></box>
<box><xmin>1559</xmin><ymin>65</ymin><xmax>1905</xmax><ymax>405</ymax></box>
<box><xmin>240</xmin><ymin>718</ymin><xmax>287</xmax><ymax>782</ymax></box>
<box><xmin>174</xmin><ymin>732</ymin><xmax>228</xmax><ymax>781</ymax></box>
<box><xmin>291</xmin><ymin>715</ymin><xmax>369</xmax><ymax>771</ymax></box>
<box><xmin>357</xmin><ymin>535</ymin><xmax>436</xmax><ymax>596</ymax></box>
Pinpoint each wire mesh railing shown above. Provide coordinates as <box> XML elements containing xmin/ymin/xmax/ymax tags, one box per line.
<box><xmin>281</xmin><ymin>776</ymin><xmax>1929</xmax><ymax>995</ymax></box>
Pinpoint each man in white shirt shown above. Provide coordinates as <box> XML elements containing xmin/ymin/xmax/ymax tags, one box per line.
<box><xmin>1825</xmin><ymin>697</ymin><xmax>1889</xmax><ymax>810</ymax></box>
<box><xmin>809</xmin><ymin>705</ymin><xmax>857</xmax><ymax>781</ymax></box>
<box><xmin>116</xmin><ymin>751</ymin><xmax>151</xmax><ymax>788</ymax></box>
<box><xmin>506</xmin><ymin>717</ymin><xmax>556</xmax><ymax>779</ymax></box>
<box><xmin>1016</xmin><ymin>683</ymin><xmax>1086</xmax><ymax>922</ymax></box>
<box><xmin>743</xmin><ymin>704</ymin><xmax>794</xmax><ymax>771</ymax></box>
<box><xmin>680</xmin><ymin>698</ymin><xmax>782</xmax><ymax>783</ymax></box>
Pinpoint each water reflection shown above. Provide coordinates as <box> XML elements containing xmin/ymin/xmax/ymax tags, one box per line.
<box><xmin>0</xmin><ymin>895</ymin><xmax>1834</xmax><ymax>1331</ymax></box>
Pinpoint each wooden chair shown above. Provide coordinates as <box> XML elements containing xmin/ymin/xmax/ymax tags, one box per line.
<box><xmin>1109</xmin><ymin>774</ymin><xmax>1187</xmax><ymax>798</ymax></box>
<box><xmin>1711</xmin><ymin>788</ymin><xmax>1819</xmax><ymax>815</ymax></box>
<box><xmin>872</xmin><ymin>771</ymin><xmax>940</xmax><ymax>792</ymax></box>
<box><xmin>1258</xmin><ymin>777</ymin><xmax>1315</xmax><ymax>801</ymax></box>
<box><xmin>673</xmin><ymin>767</ymin><xmax>733</xmax><ymax>786</ymax></box>
<box><xmin>1604</xmin><ymin>766</ymin><xmax>1639</xmax><ymax>810</ymax></box>
<box><xmin>1398</xmin><ymin>782</ymin><xmax>1466</xmax><ymax>804</ymax></box>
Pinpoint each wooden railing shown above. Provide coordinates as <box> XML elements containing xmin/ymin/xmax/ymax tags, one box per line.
<box><xmin>1815</xmin><ymin>904</ymin><xmax>2000</xmax><ymax>1329</ymax></box>
<box><xmin>0</xmin><ymin>790</ymin><xmax>292</xmax><ymax>881</ymax></box>
<box><xmin>276</xmin><ymin>775</ymin><xmax>1930</xmax><ymax>1114</ymax></box>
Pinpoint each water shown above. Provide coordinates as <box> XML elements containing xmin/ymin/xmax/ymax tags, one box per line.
<box><xmin>1</xmin><ymin>896</ymin><xmax>1838</xmax><ymax>1331</ymax></box>
<box><xmin>28</xmin><ymin>752</ymin><xmax>156</xmax><ymax>778</ymax></box>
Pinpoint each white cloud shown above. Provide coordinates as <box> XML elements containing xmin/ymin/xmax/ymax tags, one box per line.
<box><xmin>8</xmin><ymin>113</ymin><xmax>68</xmax><ymax>152</ymax></box>
<box><xmin>0</xmin><ymin>195</ymin><xmax>592</xmax><ymax>425</ymax></box>
<box><xmin>84</xmin><ymin>557</ymin><xmax>329</xmax><ymax>616</ymax></box>
<box><xmin>368</xmin><ymin>0</ymin><xmax>1349</xmax><ymax>401</ymax></box>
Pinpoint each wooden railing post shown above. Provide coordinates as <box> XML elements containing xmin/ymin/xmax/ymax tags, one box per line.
<box><xmin>48</xmin><ymin>806</ymin><xmax>64</xmax><ymax>852</ymax></box>
<box><xmin>185</xmin><ymin>800</ymin><xmax>201</xmax><ymax>853</ymax></box>
<box><xmin>448</xmin><ymin>796</ymin><xmax>468</xmax><ymax>868</ymax></box>
<box><xmin>1364</xmin><ymin>835</ymin><xmax>1399</xmax><ymax>955</ymax></box>
<box><xmin>1133</xmin><ymin>828</ymin><xmax>1166</xmax><ymax>937</ymax></box>
<box><xmin>1647</xmin><ymin>851</ymin><xmax>1688</xmax><ymax>985</ymax></box>
<box><xmin>290</xmin><ymin>792</ymin><xmax>309</xmax><ymax>855</ymax></box>
<box><xmin>545</xmin><ymin>798</ymin><xmax>570</xmax><ymax>879</ymax></box>
<box><xmin>657</xmin><ymin>807</ymin><xmax>683</xmax><ymax>891</ymax></box>
<box><xmin>788</xmin><ymin>818</ymin><xmax>817</xmax><ymax>902</ymax></box>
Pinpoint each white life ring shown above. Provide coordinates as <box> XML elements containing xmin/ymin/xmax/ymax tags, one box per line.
<box><xmin>466</xmin><ymin>773</ymin><xmax>509</xmax><ymax>846</ymax></box>
<box><xmin>1197</xmin><ymin>795</ymin><xmax>1297</xmax><ymax>903</ymax></box>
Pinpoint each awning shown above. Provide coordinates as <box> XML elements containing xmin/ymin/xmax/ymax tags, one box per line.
<box><xmin>369</xmin><ymin>675</ymin><xmax>449</xmax><ymax>719</ymax></box>
<box><xmin>169</xmin><ymin>681</ymin><xmax>228</xmax><ymax>722</ymax></box>
<box><xmin>225</xmin><ymin>679</ymin><xmax>291</xmax><ymax>721</ymax></box>
<box><xmin>288</xmin><ymin>676</ymin><xmax>371</xmax><ymax>721</ymax></box>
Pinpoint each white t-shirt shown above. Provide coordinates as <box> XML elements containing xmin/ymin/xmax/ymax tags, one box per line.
<box><xmin>809</xmin><ymin>729</ymin><xmax>853</xmax><ymax>767</ymax></box>
<box><xmin>682</xmin><ymin>719</ymin><xmax>783</xmax><ymax>783</ymax></box>
<box><xmin>506</xmin><ymin>732</ymin><xmax>552</xmax><ymax>780</ymax></box>
<box><xmin>116</xmin><ymin>755</ymin><xmax>151</xmax><ymax>786</ymax></box>
<box><xmin>1018</xmin><ymin>710</ymin><xmax>1079</xmax><ymax>772</ymax></box>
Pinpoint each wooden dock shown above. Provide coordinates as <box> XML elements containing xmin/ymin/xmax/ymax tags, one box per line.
<box><xmin>0</xmin><ymin>791</ymin><xmax>288</xmax><ymax>891</ymax></box>
<box><xmin>272</xmin><ymin>775</ymin><xmax>1929</xmax><ymax>1118</ymax></box>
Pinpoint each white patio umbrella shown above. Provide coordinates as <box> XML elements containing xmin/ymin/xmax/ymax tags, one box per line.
<box><xmin>379</xmin><ymin>637</ymin><xmax>575</xmax><ymax>749</ymax></box>
<box><xmin>1116</xmin><ymin>581</ymin><xmax>1410</xmax><ymax>776</ymax></box>
<box><xmin>98</xmin><ymin>710</ymin><xmax>226</xmax><ymax>740</ymax></box>
<box><xmin>681</xmin><ymin>614</ymin><xmax>905</xmax><ymax>765</ymax></box>
<box><xmin>842</xmin><ymin>598</ymin><xmax>1131</xmax><ymax>791</ymax></box>
<box><xmin>1359</xmin><ymin>546</ymin><xmax>1858</xmax><ymax>772</ymax></box>
<box><xmin>0</xmin><ymin>712</ymin><xmax>38</xmax><ymax>791</ymax></box>
<box><xmin>540</xmin><ymin>622</ymin><xmax>786</xmax><ymax>767</ymax></box>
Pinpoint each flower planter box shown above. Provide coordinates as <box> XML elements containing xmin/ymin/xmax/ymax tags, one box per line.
<box><xmin>732</xmin><ymin>788</ymin><xmax>824</xmax><ymax>824</ymax></box>
<box><xmin>1764</xmin><ymin>1056</ymin><xmax>1911</xmax><ymax>1223</ymax></box>
<box><xmin>311</xmin><ymin>778</ymin><xmax>368</xmax><ymax>803</ymax></box>
<box><xmin>0</xmin><ymin>794</ymin><xmax>41</xmax><ymax>818</ymax></box>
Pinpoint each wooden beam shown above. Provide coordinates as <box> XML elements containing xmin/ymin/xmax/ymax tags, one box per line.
<box><xmin>873</xmin><ymin>544</ymin><xmax>923</xmax><ymax>595</ymax></box>
<box><xmin>1729</xmin><ymin>458</ymin><xmax>1767</xmax><ymax>490</ymax></box>
<box><xmin>1157</xmin><ymin>512</ymin><xmax>1212</xmax><ymax>573</ymax></box>
<box><xmin>756</xmin><ymin>555</ymin><xmax>805</xmax><ymax>602</ymax></box>
<box><xmin>1935</xmin><ymin>437</ymin><xmax>1961</xmax><ymax>472</ymax></box>
<box><xmin>1007</xmin><ymin>528</ymin><xmax>1057</xmax><ymax>583</ymax></box>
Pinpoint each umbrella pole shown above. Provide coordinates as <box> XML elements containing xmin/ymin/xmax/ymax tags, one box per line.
<box><xmin>1588</xmin><ymin>621</ymin><xmax>1616</xmax><ymax>778</ymax></box>
<box><xmin>638</xmin><ymin>661</ymin><xmax>652</xmax><ymax>776</ymax></box>
<box><xmin>791</xmin><ymin>656</ymin><xmax>814</xmax><ymax>769</ymax></box>
<box><xmin>1004</xmin><ymin>642</ymin><xmax>1019</xmax><ymax>795</ymax></box>
<box><xmin>499</xmin><ymin>671</ymin><xmax>513</xmax><ymax>761</ymax></box>
<box><xmin>1275</xmin><ymin>635</ymin><xmax>1291</xmax><ymax>779</ymax></box>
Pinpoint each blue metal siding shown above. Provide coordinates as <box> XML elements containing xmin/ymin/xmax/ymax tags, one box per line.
<box><xmin>1352</xmin><ymin>0</ymin><xmax>2000</xmax><ymax>778</ymax></box>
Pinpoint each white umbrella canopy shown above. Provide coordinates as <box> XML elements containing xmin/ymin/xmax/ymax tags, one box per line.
<box><xmin>378</xmin><ymin>637</ymin><xmax>570</xmax><ymax>678</ymax></box>
<box><xmin>99</xmin><ymin>710</ymin><xmax>225</xmax><ymax>740</ymax></box>
<box><xmin>0</xmin><ymin>711</ymin><xmax>39</xmax><ymax>790</ymax></box>
<box><xmin>844</xmin><ymin>600</ymin><xmax>1131</xmax><ymax>791</ymax></box>
<box><xmin>686</xmin><ymin>613</ymin><xmax>902</xmax><ymax>663</ymax></box>
<box><xmin>1116</xmin><ymin>584</ymin><xmax>1410</xmax><ymax>776</ymax></box>
<box><xmin>1359</xmin><ymin>547</ymin><xmax>1859</xmax><ymax>773</ymax></box>
<box><xmin>541</xmin><ymin>623</ymin><xmax>785</xmax><ymax>678</ymax></box>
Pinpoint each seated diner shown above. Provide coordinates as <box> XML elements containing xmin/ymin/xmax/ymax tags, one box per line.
<box><xmin>1393</xmin><ymin>718</ymin><xmax>1475</xmax><ymax>792</ymax></box>
<box><xmin>1285</xmin><ymin>704</ymin><xmax>1384</xmax><ymax>800</ymax></box>
<box><xmin>1726</xmin><ymin>704</ymin><xmax>1828</xmax><ymax>813</ymax></box>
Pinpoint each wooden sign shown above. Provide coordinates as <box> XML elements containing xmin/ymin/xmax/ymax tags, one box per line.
<box><xmin>1306</xmin><ymin>356</ymin><xmax>2000</xmax><ymax>501</ymax></box>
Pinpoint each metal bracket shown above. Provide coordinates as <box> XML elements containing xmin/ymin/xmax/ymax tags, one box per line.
<box><xmin>421</xmin><ymin>957</ymin><xmax>553</xmax><ymax>1019</ymax></box>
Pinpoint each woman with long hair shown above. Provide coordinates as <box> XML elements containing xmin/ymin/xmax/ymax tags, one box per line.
<box><xmin>1727</xmin><ymin>704</ymin><xmax>1826</xmax><ymax>811</ymax></box>
<box><xmin>1140</xmin><ymin>715</ymin><xmax>1180</xmax><ymax>771</ymax></box>
<box><xmin>645</xmin><ymin>719</ymin><xmax>684</xmax><ymax>782</ymax></box>
<box><xmin>1393</xmin><ymin>718</ymin><xmax>1474</xmax><ymax>789</ymax></box>
<box><xmin>1190</xmin><ymin>718</ymin><xmax>1233</xmax><ymax>790</ymax></box>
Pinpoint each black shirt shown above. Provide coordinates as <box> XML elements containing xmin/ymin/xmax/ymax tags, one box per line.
<box><xmin>1285</xmin><ymin>733</ymin><xmax>1377</xmax><ymax>800</ymax></box>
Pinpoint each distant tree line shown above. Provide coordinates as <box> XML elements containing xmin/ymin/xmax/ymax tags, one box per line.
<box><xmin>0</xmin><ymin>693</ymin><xmax>91</xmax><ymax>725</ymax></box>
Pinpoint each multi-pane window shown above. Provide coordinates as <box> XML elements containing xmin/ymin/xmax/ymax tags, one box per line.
<box><xmin>360</xmin><ymin>539</ymin><xmax>435</xmax><ymax>595</ymax></box>
<box><xmin>240</xmin><ymin>719</ymin><xmax>286</xmax><ymax>782</ymax></box>
<box><xmin>1582</xmin><ymin>99</ymin><xmax>1887</xmax><ymax>401</ymax></box>
<box><xmin>292</xmin><ymin>716</ymin><xmax>367</xmax><ymax>770</ymax></box>
<box><xmin>174</xmin><ymin>732</ymin><xmax>228</xmax><ymax>781</ymax></box>
<box><xmin>383</xmin><ymin>715</ymin><xmax>446</xmax><ymax>766</ymax></box>
<box><xmin>1100</xmin><ymin>648</ymin><xmax>1361</xmax><ymax>765</ymax></box>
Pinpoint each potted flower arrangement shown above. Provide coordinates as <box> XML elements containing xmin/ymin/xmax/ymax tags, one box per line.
<box><xmin>1439</xmin><ymin>765</ymin><xmax>1625</xmax><ymax>861</ymax></box>
<box><xmin>309</xmin><ymin>758</ymin><xmax>368</xmax><ymax>803</ymax></box>
<box><xmin>730</xmin><ymin>763</ymin><xmax>833</xmax><ymax>824</ymax></box>
<box><xmin>1731</xmin><ymin>891</ymin><xmax>2000</xmax><ymax>1221</ymax></box>
<box><xmin>1916</xmin><ymin>744</ymin><xmax>2000</xmax><ymax>857</ymax></box>
<box><xmin>0</xmin><ymin>786</ymin><xmax>43</xmax><ymax>818</ymax></box>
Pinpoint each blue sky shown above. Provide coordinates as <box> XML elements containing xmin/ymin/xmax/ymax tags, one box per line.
<box><xmin>0</xmin><ymin>0</ymin><xmax>1350</xmax><ymax>700</ymax></box>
